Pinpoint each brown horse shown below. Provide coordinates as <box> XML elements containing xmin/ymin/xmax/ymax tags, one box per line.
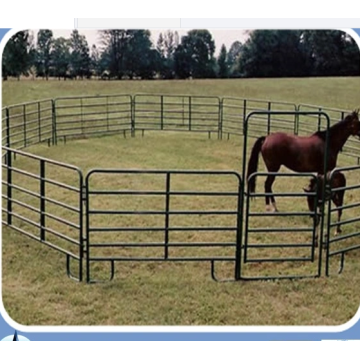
<box><xmin>247</xmin><ymin>110</ymin><xmax>360</xmax><ymax>212</ymax></box>
<box><xmin>303</xmin><ymin>171</ymin><xmax>346</xmax><ymax>245</ymax></box>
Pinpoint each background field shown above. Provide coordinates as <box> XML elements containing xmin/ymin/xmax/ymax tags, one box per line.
<box><xmin>2</xmin><ymin>77</ymin><xmax>360</xmax><ymax>326</ymax></box>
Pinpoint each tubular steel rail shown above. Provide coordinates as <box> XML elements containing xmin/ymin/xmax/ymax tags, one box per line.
<box><xmin>2</xmin><ymin>94</ymin><xmax>360</xmax><ymax>283</ymax></box>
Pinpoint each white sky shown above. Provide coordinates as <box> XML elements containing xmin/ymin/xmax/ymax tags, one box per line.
<box><xmin>34</xmin><ymin>29</ymin><xmax>249</xmax><ymax>55</ymax></box>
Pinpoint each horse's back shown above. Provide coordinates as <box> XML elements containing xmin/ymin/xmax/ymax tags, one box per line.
<box><xmin>261</xmin><ymin>132</ymin><xmax>324</xmax><ymax>172</ymax></box>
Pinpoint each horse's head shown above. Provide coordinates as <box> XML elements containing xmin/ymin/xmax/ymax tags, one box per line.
<box><xmin>345</xmin><ymin>109</ymin><xmax>360</xmax><ymax>137</ymax></box>
<box><xmin>303</xmin><ymin>177</ymin><xmax>317</xmax><ymax>194</ymax></box>
<box><xmin>303</xmin><ymin>177</ymin><xmax>319</xmax><ymax>215</ymax></box>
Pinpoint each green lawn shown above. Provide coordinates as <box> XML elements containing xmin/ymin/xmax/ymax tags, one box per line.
<box><xmin>2</xmin><ymin>77</ymin><xmax>360</xmax><ymax>326</ymax></box>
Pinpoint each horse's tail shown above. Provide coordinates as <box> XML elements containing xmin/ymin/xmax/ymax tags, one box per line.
<box><xmin>247</xmin><ymin>136</ymin><xmax>266</xmax><ymax>194</ymax></box>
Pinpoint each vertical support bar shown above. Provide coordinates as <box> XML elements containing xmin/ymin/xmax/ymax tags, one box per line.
<box><xmin>160</xmin><ymin>95</ymin><xmax>164</xmax><ymax>130</ymax></box>
<box><xmin>79</xmin><ymin>181</ymin><xmax>85</xmax><ymax>282</ymax></box>
<box><xmin>267</xmin><ymin>102</ymin><xmax>271</xmax><ymax>135</ymax></box>
<box><xmin>106</xmin><ymin>96</ymin><xmax>109</xmax><ymax>132</ymax></box>
<box><xmin>131</xmin><ymin>96</ymin><xmax>135</xmax><ymax>137</ymax></box>
<box><xmin>6</xmin><ymin>107</ymin><xmax>10</xmax><ymax>148</ymax></box>
<box><xmin>317</xmin><ymin>107</ymin><xmax>322</xmax><ymax>131</ymax></box>
<box><xmin>294</xmin><ymin>105</ymin><xmax>299</xmax><ymax>135</ymax></box>
<box><xmin>164</xmin><ymin>172</ymin><xmax>171</xmax><ymax>259</ymax></box>
<box><xmin>317</xmin><ymin>112</ymin><xmax>330</xmax><ymax>277</ymax></box>
<box><xmin>7</xmin><ymin>148</ymin><xmax>12</xmax><ymax>225</ymax></box>
<box><xmin>23</xmin><ymin>104</ymin><xmax>27</xmax><ymax>147</ymax></box>
<box><xmin>325</xmin><ymin>187</ymin><xmax>332</xmax><ymax>276</ymax></box>
<box><xmin>38</xmin><ymin>101</ymin><xmax>41</xmax><ymax>143</ymax></box>
<box><xmin>85</xmin><ymin>175</ymin><xmax>91</xmax><ymax>283</ymax></box>
<box><xmin>40</xmin><ymin>160</ymin><xmax>46</xmax><ymax>241</ymax></box>
<box><xmin>242</xmin><ymin>99</ymin><xmax>247</xmax><ymax>135</ymax></box>
<box><xmin>310</xmin><ymin>176</ymin><xmax>320</xmax><ymax>262</ymax></box>
<box><xmin>188</xmin><ymin>96</ymin><xmax>192</xmax><ymax>131</ymax></box>
<box><xmin>242</xmin><ymin>113</ymin><xmax>249</xmax><ymax>264</ymax></box>
<box><xmin>234</xmin><ymin>178</ymin><xmax>243</xmax><ymax>280</ymax></box>
<box><xmin>52</xmin><ymin>99</ymin><xmax>57</xmax><ymax>145</ymax></box>
<box><xmin>243</xmin><ymin>181</ymin><xmax>251</xmax><ymax>263</ymax></box>
<box><xmin>218</xmin><ymin>98</ymin><xmax>223</xmax><ymax>140</ymax></box>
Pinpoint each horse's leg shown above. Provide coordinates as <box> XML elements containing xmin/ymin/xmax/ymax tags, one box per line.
<box><xmin>264</xmin><ymin>173</ymin><xmax>279</xmax><ymax>212</ymax></box>
<box><xmin>334</xmin><ymin>193</ymin><xmax>344</xmax><ymax>236</ymax></box>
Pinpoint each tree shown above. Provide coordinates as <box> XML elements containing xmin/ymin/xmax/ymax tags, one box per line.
<box><xmin>301</xmin><ymin>30</ymin><xmax>360</xmax><ymax>76</ymax></box>
<box><xmin>90</xmin><ymin>44</ymin><xmax>103</xmax><ymax>78</ymax></box>
<box><xmin>36</xmin><ymin>29</ymin><xmax>53</xmax><ymax>79</ymax></box>
<box><xmin>125</xmin><ymin>30</ymin><xmax>157</xmax><ymax>79</ymax></box>
<box><xmin>156</xmin><ymin>30</ymin><xmax>179</xmax><ymax>79</ymax></box>
<box><xmin>217</xmin><ymin>44</ymin><xmax>228</xmax><ymax>78</ymax></box>
<box><xmin>174</xmin><ymin>30</ymin><xmax>216</xmax><ymax>79</ymax></box>
<box><xmin>2</xmin><ymin>30</ymin><xmax>33</xmax><ymax>80</ymax></box>
<box><xmin>98</xmin><ymin>30</ymin><xmax>128</xmax><ymax>79</ymax></box>
<box><xmin>239</xmin><ymin>30</ymin><xmax>307</xmax><ymax>77</ymax></box>
<box><xmin>51</xmin><ymin>37</ymin><xmax>71</xmax><ymax>80</ymax></box>
<box><xmin>69</xmin><ymin>30</ymin><xmax>91</xmax><ymax>79</ymax></box>
<box><xmin>227</xmin><ymin>41</ymin><xmax>243</xmax><ymax>77</ymax></box>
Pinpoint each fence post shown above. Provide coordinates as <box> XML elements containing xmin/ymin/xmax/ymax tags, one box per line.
<box><xmin>234</xmin><ymin>178</ymin><xmax>243</xmax><ymax>280</ymax></box>
<box><xmin>40</xmin><ymin>160</ymin><xmax>46</xmax><ymax>241</ymax></box>
<box><xmin>160</xmin><ymin>95</ymin><xmax>164</xmax><ymax>130</ymax></box>
<box><xmin>7</xmin><ymin>148</ymin><xmax>12</xmax><ymax>225</ymax></box>
<box><xmin>79</xmin><ymin>179</ymin><xmax>85</xmax><ymax>282</ymax></box>
<box><xmin>242</xmin><ymin>99</ymin><xmax>247</xmax><ymax>135</ymax></box>
<box><xmin>38</xmin><ymin>101</ymin><xmax>41</xmax><ymax>143</ymax></box>
<box><xmin>164</xmin><ymin>172</ymin><xmax>171</xmax><ymax>259</ymax></box>
<box><xmin>219</xmin><ymin>98</ymin><xmax>223</xmax><ymax>140</ymax></box>
<box><xmin>131</xmin><ymin>96</ymin><xmax>135</xmax><ymax>137</ymax></box>
<box><xmin>294</xmin><ymin>105</ymin><xmax>299</xmax><ymax>135</ymax></box>
<box><xmin>6</xmin><ymin>107</ymin><xmax>10</xmax><ymax>149</ymax></box>
<box><xmin>52</xmin><ymin>99</ymin><xmax>57</xmax><ymax>145</ymax></box>
<box><xmin>188</xmin><ymin>96</ymin><xmax>192</xmax><ymax>131</ymax></box>
<box><xmin>23</xmin><ymin>104</ymin><xmax>27</xmax><ymax>148</ymax></box>
<box><xmin>106</xmin><ymin>96</ymin><xmax>109</xmax><ymax>132</ymax></box>
<box><xmin>317</xmin><ymin>107</ymin><xmax>322</xmax><ymax>131</ymax></box>
<box><xmin>267</xmin><ymin>102</ymin><xmax>271</xmax><ymax>135</ymax></box>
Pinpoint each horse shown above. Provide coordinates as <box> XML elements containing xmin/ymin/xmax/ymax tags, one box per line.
<box><xmin>246</xmin><ymin>110</ymin><xmax>360</xmax><ymax>212</ymax></box>
<box><xmin>303</xmin><ymin>171</ymin><xmax>346</xmax><ymax>246</ymax></box>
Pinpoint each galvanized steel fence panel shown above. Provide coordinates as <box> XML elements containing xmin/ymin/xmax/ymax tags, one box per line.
<box><xmin>221</xmin><ymin>98</ymin><xmax>297</xmax><ymax>139</ymax></box>
<box><xmin>133</xmin><ymin>94</ymin><xmax>221</xmax><ymax>135</ymax></box>
<box><xmin>3</xmin><ymin>100</ymin><xmax>53</xmax><ymax>150</ymax></box>
<box><xmin>85</xmin><ymin>169</ymin><xmax>243</xmax><ymax>282</ymax></box>
<box><xmin>54</xmin><ymin>94</ymin><xmax>132</xmax><ymax>141</ymax></box>
<box><xmin>325</xmin><ymin>165</ymin><xmax>360</xmax><ymax>276</ymax></box>
<box><xmin>1</xmin><ymin>147</ymin><xmax>84</xmax><ymax>281</ymax></box>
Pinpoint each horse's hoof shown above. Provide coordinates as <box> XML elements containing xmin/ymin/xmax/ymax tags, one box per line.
<box><xmin>266</xmin><ymin>205</ymin><xmax>272</xmax><ymax>212</ymax></box>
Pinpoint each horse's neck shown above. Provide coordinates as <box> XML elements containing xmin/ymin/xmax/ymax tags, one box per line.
<box><xmin>329</xmin><ymin>125</ymin><xmax>351</xmax><ymax>154</ymax></box>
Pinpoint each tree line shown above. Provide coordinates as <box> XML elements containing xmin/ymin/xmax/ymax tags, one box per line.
<box><xmin>2</xmin><ymin>29</ymin><xmax>359</xmax><ymax>80</ymax></box>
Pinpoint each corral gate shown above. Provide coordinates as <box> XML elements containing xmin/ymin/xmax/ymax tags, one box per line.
<box><xmin>85</xmin><ymin>169</ymin><xmax>243</xmax><ymax>282</ymax></box>
<box><xmin>239</xmin><ymin>111</ymin><xmax>332</xmax><ymax>280</ymax></box>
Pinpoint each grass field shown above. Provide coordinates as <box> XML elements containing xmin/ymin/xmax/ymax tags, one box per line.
<box><xmin>2</xmin><ymin>77</ymin><xmax>360</xmax><ymax>326</ymax></box>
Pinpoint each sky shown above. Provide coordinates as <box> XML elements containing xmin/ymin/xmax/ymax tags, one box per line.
<box><xmin>39</xmin><ymin>29</ymin><xmax>249</xmax><ymax>55</ymax></box>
